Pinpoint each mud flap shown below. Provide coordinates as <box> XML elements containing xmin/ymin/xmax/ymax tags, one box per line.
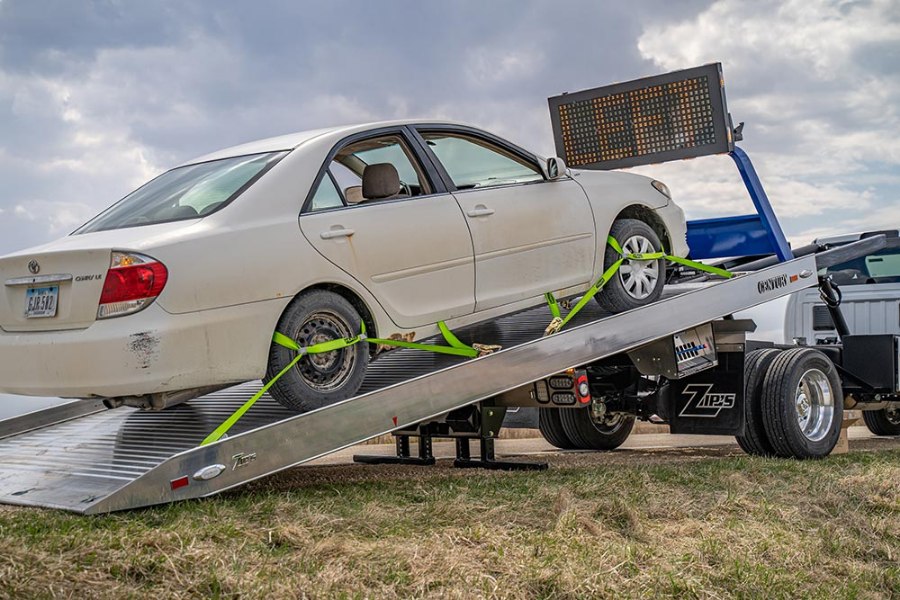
<box><xmin>667</xmin><ymin>352</ymin><xmax>746</xmax><ymax>436</ymax></box>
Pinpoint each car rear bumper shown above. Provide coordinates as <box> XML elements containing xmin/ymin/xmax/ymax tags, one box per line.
<box><xmin>0</xmin><ymin>298</ymin><xmax>289</xmax><ymax>398</ymax></box>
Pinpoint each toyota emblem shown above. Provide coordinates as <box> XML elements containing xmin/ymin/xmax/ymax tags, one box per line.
<box><xmin>27</xmin><ymin>260</ymin><xmax>40</xmax><ymax>275</ymax></box>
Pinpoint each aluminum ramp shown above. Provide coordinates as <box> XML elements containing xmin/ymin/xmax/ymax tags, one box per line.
<box><xmin>0</xmin><ymin>254</ymin><xmax>821</xmax><ymax>513</ymax></box>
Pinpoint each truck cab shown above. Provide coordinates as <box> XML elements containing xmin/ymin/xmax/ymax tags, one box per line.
<box><xmin>785</xmin><ymin>230</ymin><xmax>900</xmax><ymax>345</ymax></box>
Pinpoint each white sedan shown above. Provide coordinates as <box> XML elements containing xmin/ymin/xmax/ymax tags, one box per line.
<box><xmin>0</xmin><ymin>120</ymin><xmax>688</xmax><ymax>411</ymax></box>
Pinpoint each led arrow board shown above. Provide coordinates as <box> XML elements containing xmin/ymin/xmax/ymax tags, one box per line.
<box><xmin>548</xmin><ymin>63</ymin><xmax>734</xmax><ymax>170</ymax></box>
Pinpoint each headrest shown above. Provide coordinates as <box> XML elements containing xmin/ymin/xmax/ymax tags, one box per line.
<box><xmin>344</xmin><ymin>185</ymin><xmax>364</xmax><ymax>204</ymax></box>
<box><xmin>362</xmin><ymin>163</ymin><xmax>401</xmax><ymax>200</ymax></box>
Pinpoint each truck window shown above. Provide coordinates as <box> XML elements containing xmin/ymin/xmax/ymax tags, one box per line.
<box><xmin>820</xmin><ymin>246</ymin><xmax>900</xmax><ymax>284</ymax></box>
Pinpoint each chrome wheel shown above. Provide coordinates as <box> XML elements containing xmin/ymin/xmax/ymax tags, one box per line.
<box><xmin>295</xmin><ymin>310</ymin><xmax>356</xmax><ymax>392</ymax></box>
<box><xmin>795</xmin><ymin>369</ymin><xmax>835</xmax><ymax>442</ymax></box>
<box><xmin>617</xmin><ymin>235</ymin><xmax>660</xmax><ymax>301</ymax></box>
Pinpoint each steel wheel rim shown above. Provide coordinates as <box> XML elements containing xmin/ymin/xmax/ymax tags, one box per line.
<box><xmin>886</xmin><ymin>407</ymin><xmax>900</xmax><ymax>425</ymax></box>
<box><xmin>590</xmin><ymin>411</ymin><xmax>626</xmax><ymax>433</ymax></box>
<box><xmin>617</xmin><ymin>235</ymin><xmax>660</xmax><ymax>300</ymax></box>
<box><xmin>795</xmin><ymin>368</ymin><xmax>835</xmax><ymax>442</ymax></box>
<box><xmin>294</xmin><ymin>310</ymin><xmax>356</xmax><ymax>392</ymax></box>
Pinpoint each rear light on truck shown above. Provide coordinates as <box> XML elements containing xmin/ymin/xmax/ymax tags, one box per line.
<box><xmin>98</xmin><ymin>252</ymin><xmax>168</xmax><ymax>319</ymax></box>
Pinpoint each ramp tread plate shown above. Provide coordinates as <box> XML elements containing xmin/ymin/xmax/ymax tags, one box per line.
<box><xmin>0</xmin><ymin>297</ymin><xmax>625</xmax><ymax>511</ymax></box>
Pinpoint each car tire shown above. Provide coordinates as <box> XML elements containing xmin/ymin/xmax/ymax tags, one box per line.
<box><xmin>560</xmin><ymin>407</ymin><xmax>635</xmax><ymax>450</ymax></box>
<box><xmin>736</xmin><ymin>348</ymin><xmax>781</xmax><ymax>456</ymax></box>
<box><xmin>538</xmin><ymin>408</ymin><xmax>578</xmax><ymax>449</ymax></box>
<box><xmin>862</xmin><ymin>407</ymin><xmax>900</xmax><ymax>436</ymax></box>
<box><xmin>266</xmin><ymin>290</ymin><xmax>369</xmax><ymax>412</ymax></box>
<box><xmin>760</xmin><ymin>348</ymin><xmax>843</xmax><ymax>459</ymax></box>
<box><xmin>596</xmin><ymin>219</ymin><xmax>665</xmax><ymax>313</ymax></box>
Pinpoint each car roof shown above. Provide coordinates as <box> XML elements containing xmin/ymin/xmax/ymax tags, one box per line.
<box><xmin>178</xmin><ymin>119</ymin><xmax>473</xmax><ymax>166</ymax></box>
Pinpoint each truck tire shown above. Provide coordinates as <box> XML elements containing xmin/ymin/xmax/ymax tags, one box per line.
<box><xmin>760</xmin><ymin>348</ymin><xmax>843</xmax><ymax>459</ymax></box>
<box><xmin>560</xmin><ymin>407</ymin><xmax>635</xmax><ymax>450</ymax></box>
<box><xmin>538</xmin><ymin>408</ymin><xmax>578</xmax><ymax>449</ymax></box>
<box><xmin>266</xmin><ymin>290</ymin><xmax>369</xmax><ymax>412</ymax></box>
<box><xmin>736</xmin><ymin>348</ymin><xmax>781</xmax><ymax>456</ymax></box>
<box><xmin>862</xmin><ymin>408</ymin><xmax>900</xmax><ymax>436</ymax></box>
<box><xmin>596</xmin><ymin>219</ymin><xmax>665</xmax><ymax>313</ymax></box>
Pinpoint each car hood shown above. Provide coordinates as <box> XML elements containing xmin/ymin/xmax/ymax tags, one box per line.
<box><xmin>572</xmin><ymin>169</ymin><xmax>669</xmax><ymax>209</ymax></box>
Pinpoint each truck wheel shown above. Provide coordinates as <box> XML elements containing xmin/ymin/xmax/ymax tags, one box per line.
<box><xmin>736</xmin><ymin>348</ymin><xmax>781</xmax><ymax>456</ymax></box>
<box><xmin>760</xmin><ymin>348</ymin><xmax>843</xmax><ymax>459</ymax></box>
<box><xmin>862</xmin><ymin>408</ymin><xmax>900</xmax><ymax>436</ymax></box>
<box><xmin>538</xmin><ymin>408</ymin><xmax>578</xmax><ymax>449</ymax></box>
<box><xmin>560</xmin><ymin>407</ymin><xmax>635</xmax><ymax>450</ymax></box>
<box><xmin>596</xmin><ymin>219</ymin><xmax>665</xmax><ymax>313</ymax></box>
<box><xmin>266</xmin><ymin>290</ymin><xmax>369</xmax><ymax>412</ymax></box>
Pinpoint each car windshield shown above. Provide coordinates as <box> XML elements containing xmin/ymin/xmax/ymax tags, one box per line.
<box><xmin>819</xmin><ymin>243</ymin><xmax>900</xmax><ymax>285</ymax></box>
<box><xmin>75</xmin><ymin>151</ymin><xmax>287</xmax><ymax>233</ymax></box>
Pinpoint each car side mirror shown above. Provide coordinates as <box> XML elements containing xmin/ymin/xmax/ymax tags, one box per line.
<box><xmin>543</xmin><ymin>156</ymin><xmax>567</xmax><ymax>180</ymax></box>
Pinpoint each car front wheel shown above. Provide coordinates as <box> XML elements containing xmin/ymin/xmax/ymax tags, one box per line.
<box><xmin>596</xmin><ymin>218</ymin><xmax>665</xmax><ymax>313</ymax></box>
<box><xmin>266</xmin><ymin>290</ymin><xmax>369</xmax><ymax>412</ymax></box>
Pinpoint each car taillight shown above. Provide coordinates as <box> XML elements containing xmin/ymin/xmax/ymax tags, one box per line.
<box><xmin>98</xmin><ymin>252</ymin><xmax>168</xmax><ymax>319</ymax></box>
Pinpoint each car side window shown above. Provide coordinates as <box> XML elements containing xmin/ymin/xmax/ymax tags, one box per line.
<box><xmin>309</xmin><ymin>172</ymin><xmax>344</xmax><ymax>211</ymax></box>
<box><xmin>421</xmin><ymin>132</ymin><xmax>543</xmax><ymax>190</ymax></box>
<box><xmin>307</xmin><ymin>134</ymin><xmax>433</xmax><ymax>212</ymax></box>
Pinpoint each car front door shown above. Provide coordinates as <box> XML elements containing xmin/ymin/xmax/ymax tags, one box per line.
<box><xmin>415</xmin><ymin>127</ymin><xmax>595</xmax><ymax>312</ymax></box>
<box><xmin>298</xmin><ymin>129</ymin><xmax>475</xmax><ymax>329</ymax></box>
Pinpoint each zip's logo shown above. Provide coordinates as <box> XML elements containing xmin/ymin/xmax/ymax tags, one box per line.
<box><xmin>678</xmin><ymin>383</ymin><xmax>736</xmax><ymax>418</ymax></box>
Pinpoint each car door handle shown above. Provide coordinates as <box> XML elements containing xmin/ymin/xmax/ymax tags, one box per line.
<box><xmin>467</xmin><ymin>206</ymin><xmax>495</xmax><ymax>217</ymax></box>
<box><xmin>320</xmin><ymin>228</ymin><xmax>355</xmax><ymax>240</ymax></box>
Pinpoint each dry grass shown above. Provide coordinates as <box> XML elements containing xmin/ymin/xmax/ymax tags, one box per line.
<box><xmin>0</xmin><ymin>448</ymin><xmax>898</xmax><ymax>599</ymax></box>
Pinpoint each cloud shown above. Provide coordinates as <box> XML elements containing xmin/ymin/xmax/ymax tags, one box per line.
<box><xmin>0</xmin><ymin>0</ymin><xmax>897</xmax><ymax>258</ymax></box>
<box><xmin>634</xmin><ymin>0</ymin><xmax>900</xmax><ymax>247</ymax></box>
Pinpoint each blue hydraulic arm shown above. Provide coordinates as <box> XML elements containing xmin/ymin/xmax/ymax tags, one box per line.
<box><xmin>685</xmin><ymin>146</ymin><xmax>794</xmax><ymax>262</ymax></box>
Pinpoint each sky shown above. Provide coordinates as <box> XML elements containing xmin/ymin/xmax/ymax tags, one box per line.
<box><xmin>0</xmin><ymin>0</ymin><xmax>898</xmax><ymax>347</ymax></box>
<box><xmin>1</xmin><ymin>0</ymin><xmax>898</xmax><ymax>254</ymax></box>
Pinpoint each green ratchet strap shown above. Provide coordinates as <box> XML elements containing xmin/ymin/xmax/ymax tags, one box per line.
<box><xmin>544</xmin><ymin>235</ymin><xmax>733</xmax><ymax>335</ymax></box>
<box><xmin>200</xmin><ymin>352</ymin><xmax>305</xmax><ymax>446</ymax></box>
<box><xmin>201</xmin><ymin>320</ymin><xmax>479</xmax><ymax>446</ymax></box>
<box><xmin>203</xmin><ymin>237</ymin><xmax>731</xmax><ymax>445</ymax></box>
<box><xmin>362</xmin><ymin>320</ymin><xmax>480</xmax><ymax>359</ymax></box>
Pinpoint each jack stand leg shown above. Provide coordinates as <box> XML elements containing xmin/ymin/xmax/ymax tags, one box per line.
<box><xmin>353</xmin><ymin>433</ymin><xmax>437</xmax><ymax>466</ymax></box>
<box><xmin>453</xmin><ymin>437</ymin><xmax>547</xmax><ymax>471</ymax></box>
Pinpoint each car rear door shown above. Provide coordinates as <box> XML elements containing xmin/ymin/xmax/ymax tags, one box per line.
<box><xmin>298</xmin><ymin>128</ymin><xmax>475</xmax><ymax>329</ymax></box>
<box><xmin>414</xmin><ymin>126</ymin><xmax>595</xmax><ymax>312</ymax></box>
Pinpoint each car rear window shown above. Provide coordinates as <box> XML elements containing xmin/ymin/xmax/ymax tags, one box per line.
<box><xmin>75</xmin><ymin>151</ymin><xmax>287</xmax><ymax>233</ymax></box>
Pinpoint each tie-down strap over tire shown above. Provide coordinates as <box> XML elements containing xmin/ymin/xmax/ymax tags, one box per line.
<box><xmin>543</xmin><ymin>235</ymin><xmax>733</xmax><ymax>336</ymax></box>
<box><xmin>201</xmin><ymin>320</ymin><xmax>495</xmax><ymax>446</ymax></box>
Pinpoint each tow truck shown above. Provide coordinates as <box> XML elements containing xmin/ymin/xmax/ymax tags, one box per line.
<box><xmin>0</xmin><ymin>63</ymin><xmax>895</xmax><ymax>514</ymax></box>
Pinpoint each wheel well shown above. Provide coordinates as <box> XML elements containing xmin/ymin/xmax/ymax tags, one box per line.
<box><xmin>297</xmin><ymin>283</ymin><xmax>378</xmax><ymax>352</ymax></box>
<box><xmin>614</xmin><ymin>205</ymin><xmax>671</xmax><ymax>253</ymax></box>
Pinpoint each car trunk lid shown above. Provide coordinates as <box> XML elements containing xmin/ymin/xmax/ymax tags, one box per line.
<box><xmin>0</xmin><ymin>249</ymin><xmax>111</xmax><ymax>332</ymax></box>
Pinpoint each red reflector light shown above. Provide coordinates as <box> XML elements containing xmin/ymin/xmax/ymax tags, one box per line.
<box><xmin>100</xmin><ymin>262</ymin><xmax>168</xmax><ymax>304</ymax></box>
<box><xmin>170</xmin><ymin>476</ymin><xmax>189</xmax><ymax>491</ymax></box>
<box><xmin>576</xmin><ymin>374</ymin><xmax>591</xmax><ymax>403</ymax></box>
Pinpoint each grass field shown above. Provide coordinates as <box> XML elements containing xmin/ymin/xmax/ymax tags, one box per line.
<box><xmin>0</xmin><ymin>445</ymin><xmax>898</xmax><ymax>599</ymax></box>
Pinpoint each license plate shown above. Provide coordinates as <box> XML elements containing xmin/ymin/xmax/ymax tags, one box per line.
<box><xmin>25</xmin><ymin>286</ymin><xmax>59</xmax><ymax>318</ymax></box>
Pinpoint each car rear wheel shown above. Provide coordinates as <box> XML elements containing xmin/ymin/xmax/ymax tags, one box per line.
<box><xmin>862</xmin><ymin>407</ymin><xmax>900</xmax><ymax>436</ymax></box>
<box><xmin>266</xmin><ymin>290</ymin><xmax>369</xmax><ymax>412</ymax></box>
<box><xmin>596</xmin><ymin>219</ymin><xmax>665</xmax><ymax>313</ymax></box>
